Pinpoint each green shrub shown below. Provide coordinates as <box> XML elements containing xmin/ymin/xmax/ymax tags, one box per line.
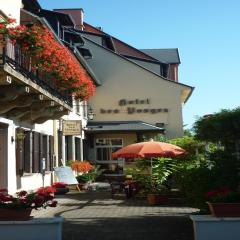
<box><xmin>175</xmin><ymin>150</ymin><xmax>239</xmax><ymax>208</ymax></box>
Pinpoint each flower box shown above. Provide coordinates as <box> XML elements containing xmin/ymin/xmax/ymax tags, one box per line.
<box><xmin>0</xmin><ymin>208</ymin><xmax>32</xmax><ymax>221</ymax></box>
<box><xmin>190</xmin><ymin>215</ymin><xmax>240</xmax><ymax>240</ymax></box>
<box><xmin>0</xmin><ymin>187</ymin><xmax>57</xmax><ymax>218</ymax></box>
<box><xmin>52</xmin><ymin>182</ymin><xmax>69</xmax><ymax>195</ymax></box>
<box><xmin>207</xmin><ymin>202</ymin><xmax>240</xmax><ymax>217</ymax></box>
<box><xmin>0</xmin><ymin>217</ymin><xmax>63</xmax><ymax>240</ymax></box>
<box><xmin>54</xmin><ymin>187</ymin><xmax>69</xmax><ymax>195</ymax></box>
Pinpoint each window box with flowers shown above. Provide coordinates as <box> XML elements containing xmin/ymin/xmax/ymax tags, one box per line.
<box><xmin>0</xmin><ymin>187</ymin><xmax>63</xmax><ymax>240</ymax></box>
<box><xmin>0</xmin><ymin>18</ymin><xmax>95</xmax><ymax>102</ymax></box>
<box><xmin>205</xmin><ymin>187</ymin><xmax>240</xmax><ymax>217</ymax></box>
<box><xmin>190</xmin><ymin>187</ymin><xmax>240</xmax><ymax>240</ymax></box>
<box><xmin>0</xmin><ymin>187</ymin><xmax>57</xmax><ymax>221</ymax></box>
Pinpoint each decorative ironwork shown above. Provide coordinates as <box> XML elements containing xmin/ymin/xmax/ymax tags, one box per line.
<box><xmin>1</xmin><ymin>42</ymin><xmax>73</xmax><ymax>107</ymax></box>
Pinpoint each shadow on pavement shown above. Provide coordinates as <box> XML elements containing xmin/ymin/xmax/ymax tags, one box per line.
<box><xmin>62</xmin><ymin>215</ymin><xmax>194</xmax><ymax>240</ymax></box>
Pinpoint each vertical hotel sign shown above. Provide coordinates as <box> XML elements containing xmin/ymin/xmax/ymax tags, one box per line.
<box><xmin>62</xmin><ymin>120</ymin><xmax>82</xmax><ymax>136</ymax></box>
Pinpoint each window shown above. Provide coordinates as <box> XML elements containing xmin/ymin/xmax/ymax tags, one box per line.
<box><xmin>15</xmin><ymin>129</ymin><xmax>54</xmax><ymax>174</ymax></box>
<box><xmin>77</xmin><ymin>47</ymin><xmax>92</xmax><ymax>59</ymax></box>
<box><xmin>95</xmin><ymin>138</ymin><xmax>123</xmax><ymax>161</ymax></box>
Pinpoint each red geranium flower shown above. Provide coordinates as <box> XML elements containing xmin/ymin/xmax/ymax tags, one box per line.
<box><xmin>0</xmin><ymin>20</ymin><xmax>95</xmax><ymax>100</ymax></box>
<box><xmin>0</xmin><ymin>187</ymin><xmax>58</xmax><ymax>210</ymax></box>
<box><xmin>52</xmin><ymin>182</ymin><xmax>68</xmax><ymax>188</ymax></box>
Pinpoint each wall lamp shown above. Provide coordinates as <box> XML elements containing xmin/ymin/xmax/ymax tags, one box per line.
<box><xmin>87</xmin><ymin>107</ymin><xmax>95</xmax><ymax>120</ymax></box>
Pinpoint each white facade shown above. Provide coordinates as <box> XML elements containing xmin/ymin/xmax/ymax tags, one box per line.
<box><xmin>0</xmin><ymin>4</ymin><xmax>88</xmax><ymax>193</ymax></box>
<box><xmin>0</xmin><ymin>0</ymin><xmax>22</xmax><ymax>24</ymax></box>
<box><xmin>84</xmin><ymin>37</ymin><xmax>192</xmax><ymax>138</ymax></box>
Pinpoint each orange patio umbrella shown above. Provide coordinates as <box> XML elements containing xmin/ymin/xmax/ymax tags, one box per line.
<box><xmin>112</xmin><ymin>139</ymin><xmax>186</xmax><ymax>159</ymax></box>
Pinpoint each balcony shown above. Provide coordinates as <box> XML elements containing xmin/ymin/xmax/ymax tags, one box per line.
<box><xmin>0</xmin><ymin>40</ymin><xmax>72</xmax><ymax>124</ymax></box>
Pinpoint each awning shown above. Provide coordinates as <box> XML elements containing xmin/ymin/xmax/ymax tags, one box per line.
<box><xmin>86</xmin><ymin>121</ymin><xmax>164</xmax><ymax>133</ymax></box>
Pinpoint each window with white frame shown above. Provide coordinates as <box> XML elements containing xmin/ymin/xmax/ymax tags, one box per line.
<box><xmin>95</xmin><ymin>138</ymin><xmax>123</xmax><ymax>161</ymax></box>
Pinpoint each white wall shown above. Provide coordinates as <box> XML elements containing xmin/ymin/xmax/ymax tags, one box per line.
<box><xmin>20</xmin><ymin>173</ymin><xmax>52</xmax><ymax>191</ymax></box>
<box><xmin>0</xmin><ymin>0</ymin><xmax>22</xmax><ymax>24</ymax></box>
<box><xmin>34</xmin><ymin>120</ymin><xmax>54</xmax><ymax>136</ymax></box>
<box><xmin>0</xmin><ymin>117</ymin><xmax>55</xmax><ymax>193</ymax></box>
<box><xmin>84</xmin><ymin>37</ymin><xmax>190</xmax><ymax>138</ymax></box>
<box><xmin>81</xmin><ymin>33</ymin><xmax>103</xmax><ymax>45</ymax></box>
<box><xmin>129</xmin><ymin>58</ymin><xmax>161</xmax><ymax>75</ymax></box>
<box><xmin>0</xmin><ymin>118</ymin><xmax>16</xmax><ymax>194</ymax></box>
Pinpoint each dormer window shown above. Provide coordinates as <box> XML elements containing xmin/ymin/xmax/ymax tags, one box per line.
<box><xmin>77</xmin><ymin>47</ymin><xmax>92</xmax><ymax>59</ymax></box>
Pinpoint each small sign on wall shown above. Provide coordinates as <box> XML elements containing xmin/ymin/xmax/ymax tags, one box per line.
<box><xmin>62</xmin><ymin>120</ymin><xmax>82</xmax><ymax>136</ymax></box>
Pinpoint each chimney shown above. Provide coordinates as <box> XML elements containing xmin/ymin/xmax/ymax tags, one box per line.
<box><xmin>79</xmin><ymin>9</ymin><xmax>84</xmax><ymax>30</ymax></box>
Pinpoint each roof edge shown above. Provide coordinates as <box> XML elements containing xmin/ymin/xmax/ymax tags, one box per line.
<box><xmin>82</xmin><ymin>34</ymin><xmax>194</xmax><ymax>92</ymax></box>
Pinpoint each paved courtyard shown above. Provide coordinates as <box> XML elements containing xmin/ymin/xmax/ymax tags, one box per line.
<box><xmin>32</xmin><ymin>190</ymin><xmax>198</xmax><ymax>240</ymax></box>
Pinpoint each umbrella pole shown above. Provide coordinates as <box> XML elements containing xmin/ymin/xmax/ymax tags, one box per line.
<box><xmin>151</xmin><ymin>157</ymin><xmax>152</xmax><ymax>176</ymax></box>
<box><xmin>150</xmin><ymin>157</ymin><xmax>153</xmax><ymax>188</ymax></box>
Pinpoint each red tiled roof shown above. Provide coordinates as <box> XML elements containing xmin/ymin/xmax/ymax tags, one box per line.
<box><xmin>84</xmin><ymin>23</ymin><xmax>157</xmax><ymax>61</ymax></box>
<box><xmin>84</xmin><ymin>23</ymin><xmax>104</xmax><ymax>34</ymax></box>
<box><xmin>53</xmin><ymin>11</ymin><xmax>159</xmax><ymax>62</ymax></box>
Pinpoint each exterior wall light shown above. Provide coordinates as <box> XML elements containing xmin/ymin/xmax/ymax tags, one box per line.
<box><xmin>88</xmin><ymin>107</ymin><xmax>95</xmax><ymax>120</ymax></box>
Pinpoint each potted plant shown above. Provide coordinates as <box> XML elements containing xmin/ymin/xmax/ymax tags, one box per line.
<box><xmin>205</xmin><ymin>187</ymin><xmax>240</xmax><ymax>217</ymax></box>
<box><xmin>76</xmin><ymin>174</ymin><xmax>90</xmax><ymax>190</ymax></box>
<box><xmin>0</xmin><ymin>187</ymin><xmax>57</xmax><ymax>220</ymax></box>
<box><xmin>70</xmin><ymin>160</ymin><xmax>94</xmax><ymax>174</ymax></box>
<box><xmin>133</xmin><ymin>158</ymin><xmax>176</xmax><ymax>205</ymax></box>
<box><xmin>52</xmin><ymin>182</ymin><xmax>69</xmax><ymax>195</ymax></box>
<box><xmin>70</xmin><ymin>161</ymin><xmax>95</xmax><ymax>190</ymax></box>
<box><xmin>74</xmin><ymin>164</ymin><xmax>104</xmax><ymax>190</ymax></box>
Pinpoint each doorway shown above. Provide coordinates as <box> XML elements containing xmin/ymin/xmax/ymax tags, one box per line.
<box><xmin>0</xmin><ymin>124</ymin><xmax>8</xmax><ymax>189</ymax></box>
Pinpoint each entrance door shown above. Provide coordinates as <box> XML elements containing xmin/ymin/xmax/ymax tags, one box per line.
<box><xmin>0</xmin><ymin>127</ymin><xmax>7</xmax><ymax>189</ymax></box>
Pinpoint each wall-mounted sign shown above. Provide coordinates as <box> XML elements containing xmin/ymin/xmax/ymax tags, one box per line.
<box><xmin>62</xmin><ymin>120</ymin><xmax>82</xmax><ymax>136</ymax></box>
<box><xmin>100</xmin><ymin>98</ymin><xmax>168</xmax><ymax>115</ymax></box>
<box><xmin>119</xmin><ymin>98</ymin><xmax>150</xmax><ymax>106</ymax></box>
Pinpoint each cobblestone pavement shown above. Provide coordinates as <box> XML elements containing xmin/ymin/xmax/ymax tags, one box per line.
<box><xmin>32</xmin><ymin>191</ymin><xmax>198</xmax><ymax>240</ymax></box>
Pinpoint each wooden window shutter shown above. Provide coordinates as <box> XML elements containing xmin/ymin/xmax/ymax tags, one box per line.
<box><xmin>23</xmin><ymin>131</ymin><xmax>32</xmax><ymax>173</ymax></box>
<box><xmin>58</xmin><ymin>130</ymin><xmax>62</xmax><ymax>166</ymax></box>
<box><xmin>15</xmin><ymin>128</ymin><xmax>24</xmax><ymax>175</ymax></box>
<box><xmin>49</xmin><ymin>135</ymin><xmax>54</xmax><ymax>171</ymax></box>
<box><xmin>46</xmin><ymin>135</ymin><xmax>50</xmax><ymax>171</ymax></box>
<box><xmin>40</xmin><ymin>134</ymin><xmax>48</xmax><ymax>171</ymax></box>
<box><xmin>32</xmin><ymin>132</ymin><xmax>40</xmax><ymax>173</ymax></box>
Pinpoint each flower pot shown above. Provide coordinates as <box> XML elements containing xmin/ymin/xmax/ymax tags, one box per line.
<box><xmin>157</xmin><ymin>195</ymin><xmax>169</xmax><ymax>204</ymax></box>
<box><xmin>54</xmin><ymin>187</ymin><xmax>69</xmax><ymax>195</ymax></box>
<box><xmin>147</xmin><ymin>194</ymin><xmax>159</xmax><ymax>205</ymax></box>
<box><xmin>0</xmin><ymin>208</ymin><xmax>32</xmax><ymax>221</ymax></box>
<box><xmin>207</xmin><ymin>202</ymin><xmax>240</xmax><ymax>217</ymax></box>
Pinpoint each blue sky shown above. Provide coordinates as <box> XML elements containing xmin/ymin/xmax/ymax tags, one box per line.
<box><xmin>39</xmin><ymin>0</ymin><xmax>240</xmax><ymax>129</ymax></box>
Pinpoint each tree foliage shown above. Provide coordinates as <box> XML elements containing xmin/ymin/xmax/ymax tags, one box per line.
<box><xmin>194</xmin><ymin>107</ymin><xmax>240</xmax><ymax>143</ymax></box>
